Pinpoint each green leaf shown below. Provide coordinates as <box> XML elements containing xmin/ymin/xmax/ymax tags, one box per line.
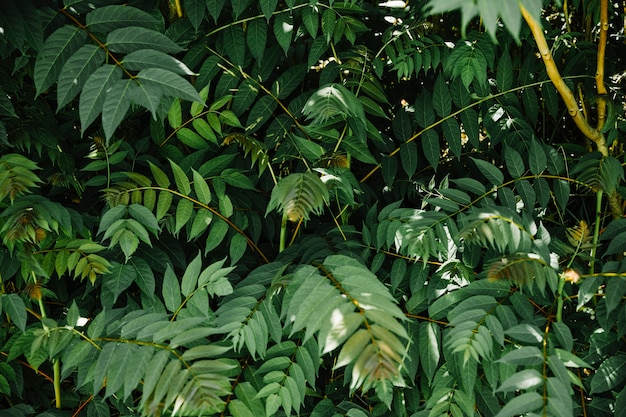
<box><xmin>419</xmin><ymin>322</ymin><xmax>440</xmax><ymax>383</ymax></box>
<box><xmin>107</xmin><ymin>27</ymin><xmax>183</xmax><ymax>54</ymax></box>
<box><xmin>102</xmin><ymin>79</ymin><xmax>133</xmax><ymax>140</ymax></box>
<box><xmin>246</xmin><ymin>96</ymin><xmax>278</xmax><ymax>133</ymax></box>
<box><xmin>432</xmin><ymin>74</ymin><xmax>451</xmax><ymax>117</ymax></box>
<box><xmin>185</xmin><ymin>0</ymin><xmax>206</xmax><ymax>32</ymax></box>
<box><xmin>192</xmin><ymin>169</ymin><xmax>211</xmax><ymax>204</ymax></box>
<box><xmin>392</xmin><ymin>107</ymin><xmax>413</xmax><ymax>142</ymax></box>
<box><xmin>123</xmin><ymin>49</ymin><xmax>195</xmax><ymax>75</ymax></box>
<box><xmin>34</xmin><ymin>25</ymin><xmax>87</xmax><ymax>96</ymax></box>
<box><xmin>422</xmin><ymin>130</ymin><xmax>440</xmax><ymax>171</ymax></box>
<box><xmin>471</xmin><ymin>157</ymin><xmax>504</xmax><ymax>186</ymax></box>
<box><xmin>542</xmin><ymin>83</ymin><xmax>559</xmax><ymax>120</ymax></box>
<box><xmin>590</xmin><ymin>355</ymin><xmax>626</xmax><ymax>394</ymax></box>
<box><xmin>79</xmin><ymin>65</ymin><xmax>122</xmax><ymax>132</ymax></box>
<box><xmin>163</xmin><ymin>264</ymin><xmax>182</xmax><ymax>313</ymax></box>
<box><xmin>260</xmin><ymin>0</ymin><xmax>278</xmax><ymax>21</ymax></box>
<box><xmin>504</xmin><ymin>145</ymin><xmax>525</xmax><ymax>177</ymax></box>
<box><xmin>400</xmin><ymin>141</ymin><xmax>418</xmax><ymax>178</ymax></box>
<box><xmin>302</xmin><ymin>6</ymin><xmax>319</xmax><ymax>38</ymax></box>
<box><xmin>223</xmin><ymin>25</ymin><xmax>246</xmax><ymax>67</ymax></box>
<box><xmin>246</xmin><ymin>19</ymin><xmax>267</xmax><ymax>62</ymax></box>
<box><xmin>274</xmin><ymin>13</ymin><xmax>293</xmax><ymax>55</ymax></box>
<box><xmin>177</xmin><ymin>127</ymin><xmax>207</xmax><ymax>149</ymax></box>
<box><xmin>93</xmin><ymin>342</ymin><xmax>117</xmax><ymax>393</ymax></box>
<box><xmin>528</xmin><ymin>138</ymin><xmax>547</xmax><ymax>175</ymax></box>
<box><xmin>57</xmin><ymin>45</ymin><xmax>105</xmax><ymax>110</ymax></box>
<box><xmin>137</xmin><ymin>68</ymin><xmax>202</xmax><ymax>103</ymax></box>
<box><xmin>205</xmin><ymin>218</ymin><xmax>229</xmax><ymax>253</ymax></box>
<box><xmin>169</xmin><ymin>159</ymin><xmax>191</xmax><ymax>195</ymax></box>
<box><xmin>321</xmin><ymin>9</ymin><xmax>336</xmax><ymax>44</ymax></box>
<box><xmin>123</xmin><ymin>345</ymin><xmax>153</xmax><ymax>400</ymax></box>
<box><xmin>496</xmin><ymin>369</ymin><xmax>543</xmax><ymax>392</ymax></box>
<box><xmin>272</xmin><ymin>64</ymin><xmax>307</xmax><ymax>99</ymax></box>
<box><xmin>206</xmin><ymin>0</ymin><xmax>225</xmax><ymax>22</ymax></box>
<box><xmin>0</xmin><ymin>88</ymin><xmax>17</xmax><ymax>118</ymax></box>
<box><xmin>86</xmin><ymin>5</ymin><xmax>159</xmax><ymax>32</ymax></box>
<box><xmin>494</xmin><ymin>392</ymin><xmax>542</xmax><ymax>417</ymax></box>
<box><xmin>266</xmin><ymin>172</ymin><xmax>329</xmax><ymax>222</ymax></box>
<box><xmin>415</xmin><ymin>90</ymin><xmax>435</xmax><ymax>128</ymax></box>
<box><xmin>181</xmin><ymin>252</ymin><xmax>202</xmax><ymax>297</ymax></box>
<box><xmin>103</xmin><ymin>263</ymin><xmax>136</xmax><ymax>305</ymax></box>
<box><xmin>175</xmin><ymin>199</ymin><xmax>194</xmax><ymax>234</ymax></box>
<box><xmin>496</xmin><ymin>52</ymin><xmax>513</xmax><ymax>92</ymax></box>
<box><xmin>442</xmin><ymin>118</ymin><xmax>462</xmax><ymax>158</ymax></box>
<box><xmin>128</xmin><ymin>204</ymin><xmax>160</xmax><ymax>232</ymax></box>
<box><xmin>1</xmin><ymin>293</ymin><xmax>27</xmax><ymax>332</ymax></box>
<box><xmin>497</xmin><ymin>346</ymin><xmax>544</xmax><ymax>366</ymax></box>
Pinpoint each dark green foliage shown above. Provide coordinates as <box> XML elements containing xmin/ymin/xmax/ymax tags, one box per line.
<box><xmin>0</xmin><ymin>0</ymin><xmax>625</xmax><ymax>416</ymax></box>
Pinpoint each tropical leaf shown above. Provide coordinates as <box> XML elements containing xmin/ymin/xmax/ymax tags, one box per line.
<box><xmin>266</xmin><ymin>172</ymin><xmax>329</xmax><ymax>222</ymax></box>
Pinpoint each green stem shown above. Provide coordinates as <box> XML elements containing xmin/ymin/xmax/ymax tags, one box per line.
<box><xmin>34</xmin><ymin>276</ymin><xmax>62</xmax><ymax>409</ymax></box>
<box><xmin>590</xmin><ymin>190</ymin><xmax>603</xmax><ymax>274</ymax></box>
<box><xmin>279</xmin><ymin>216</ymin><xmax>287</xmax><ymax>253</ymax></box>
<box><xmin>53</xmin><ymin>359</ymin><xmax>62</xmax><ymax>408</ymax></box>
<box><xmin>556</xmin><ymin>277</ymin><xmax>566</xmax><ymax>323</ymax></box>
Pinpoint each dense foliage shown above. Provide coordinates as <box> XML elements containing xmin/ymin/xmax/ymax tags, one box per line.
<box><xmin>1</xmin><ymin>0</ymin><xmax>625</xmax><ymax>416</ymax></box>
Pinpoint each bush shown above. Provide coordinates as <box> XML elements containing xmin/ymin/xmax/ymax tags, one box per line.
<box><xmin>0</xmin><ymin>0</ymin><xmax>624</xmax><ymax>416</ymax></box>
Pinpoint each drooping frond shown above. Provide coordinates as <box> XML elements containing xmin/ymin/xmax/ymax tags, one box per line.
<box><xmin>570</xmin><ymin>152</ymin><xmax>624</xmax><ymax>193</ymax></box>
<box><xmin>383</xmin><ymin>208</ymin><xmax>451</xmax><ymax>262</ymax></box>
<box><xmin>567</xmin><ymin>220</ymin><xmax>594</xmax><ymax>249</ymax></box>
<box><xmin>459</xmin><ymin>208</ymin><xmax>534</xmax><ymax>254</ymax></box>
<box><xmin>486</xmin><ymin>253</ymin><xmax>558</xmax><ymax>293</ymax></box>
<box><xmin>0</xmin><ymin>153</ymin><xmax>42</xmax><ymax>204</ymax></box>
<box><xmin>284</xmin><ymin>255</ymin><xmax>408</xmax><ymax>393</ymax></box>
<box><xmin>266</xmin><ymin>172</ymin><xmax>329</xmax><ymax>222</ymax></box>
<box><xmin>223</xmin><ymin>133</ymin><xmax>270</xmax><ymax>174</ymax></box>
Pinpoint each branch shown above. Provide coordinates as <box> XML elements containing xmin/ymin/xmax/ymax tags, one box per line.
<box><xmin>595</xmin><ymin>0</ymin><xmax>609</xmax><ymax>131</ymax></box>
<box><xmin>519</xmin><ymin>4</ymin><xmax>608</xmax><ymax>156</ymax></box>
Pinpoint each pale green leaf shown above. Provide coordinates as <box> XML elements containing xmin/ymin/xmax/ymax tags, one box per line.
<box><xmin>496</xmin><ymin>369</ymin><xmax>543</xmax><ymax>392</ymax></box>
<box><xmin>163</xmin><ymin>264</ymin><xmax>181</xmax><ymax>313</ymax></box>
<box><xmin>175</xmin><ymin>198</ymin><xmax>194</xmax><ymax>234</ymax></box>
<box><xmin>181</xmin><ymin>252</ymin><xmax>202</xmax><ymax>297</ymax></box>
<box><xmin>494</xmin><ymin>392</ymin><xmax>542</xmax><ymax>417</ymax></box>
<box><xmin>156</xmin><ymin>191</ymin><xmax>173</xmax><ymax>221</ymax></box>
<box><xmin>169</xmin><ymin>159</ymin><xmax>191</xmax><ymax>195</ymax></box>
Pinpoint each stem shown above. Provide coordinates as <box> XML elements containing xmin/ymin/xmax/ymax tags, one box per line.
<box><xmin>595</xmin><ymin>0</ymin><xmax>609</xmax><ymax>131</ymax></box>
<box><xmin>589</xmin><ymin>190</ymin><xmax>603</xmax><ymax>274</ymax></box>
<box><xmin>556</xmin><ymin>277</ymin><xmax>566</xmax><ymax>322</ymax></box>
<box><xmin>279</xmin><ymin>216</ymin><xmax>287</xmax><ymax>253</ymax></box>
<box><xmin>34</xmin><ymin>276</ymin><xmax>62</xmax><ymax>409</ymax></box>
<box><xmin>53</xmin><ymin>360</ymin><xmax>62</xmax><ymax>408</ymax></box>
<box><xmin>519</xmin><ymin>4</ymin><xmax>608</xmax><ymax>156</ymax></box>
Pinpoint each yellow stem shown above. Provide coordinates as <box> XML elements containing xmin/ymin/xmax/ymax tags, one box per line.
<box><xmin>519</xmin><ymin>4</ymin><xmax>608</xmax><ymax>156</ymax></box>
<box><xmin>595</xmin><ymin>0</ymin><xmax>609</xmax><ymax>131</ymax></box>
